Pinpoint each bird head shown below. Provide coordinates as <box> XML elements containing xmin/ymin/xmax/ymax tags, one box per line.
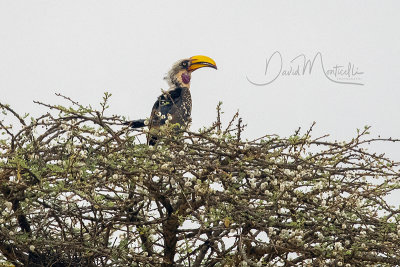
<box><xmin>165</xmin><ymin>55</ymin><xmax>217</xmax><ymax>88</ymax></box>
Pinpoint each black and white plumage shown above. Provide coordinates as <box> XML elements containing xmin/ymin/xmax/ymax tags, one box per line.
<box><xmin>126</xmin><ymin>55</ymin><xmax>217</xmax><ymax>145</ymax></box>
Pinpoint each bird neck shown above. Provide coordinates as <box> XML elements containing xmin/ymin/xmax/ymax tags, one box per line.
<box><xmin>170</xmin><ymin>81</ymin><xmax>190</xmax><ymax>90</ymax></box>
<box><xmin>170</xmin><ymin>70</ymin><xmax>191</xmax><ymax>89</ymax></box>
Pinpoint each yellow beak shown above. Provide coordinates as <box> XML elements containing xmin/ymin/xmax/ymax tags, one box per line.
<box><xmin>188</xmin><ymin>55</ymin><xmax>217</xmax><ymax>72</ymax></box>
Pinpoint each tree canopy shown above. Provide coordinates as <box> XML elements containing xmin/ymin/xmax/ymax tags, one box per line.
<box><xmin>1</xmin><ymin>94</ymin><xmax>400</xmax><ymax>266</ymax></box>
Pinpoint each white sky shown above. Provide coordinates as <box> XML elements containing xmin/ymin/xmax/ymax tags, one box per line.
<box><xmin>1</xmin><ymin>1</ymin><xmax>399</xmax><ymax>161</ymax></box>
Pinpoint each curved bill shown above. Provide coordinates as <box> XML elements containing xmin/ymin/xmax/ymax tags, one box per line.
<box><xmin>188</xmin><ymin>55</ymin><xmax>217</xmax><ymax>72</ymax></box>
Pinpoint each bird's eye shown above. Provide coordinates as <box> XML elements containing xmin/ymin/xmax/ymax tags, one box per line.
<box><xmin>181</xmin><ymin>61</ymin><xmax>189</xmax><ymax>68</ymax></box>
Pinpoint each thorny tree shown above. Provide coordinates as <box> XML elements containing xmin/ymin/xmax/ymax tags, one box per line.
<box><xmin>1</xmin><ymin>94</ymin><xmax>400</xmax><ymax>267</ymax></box>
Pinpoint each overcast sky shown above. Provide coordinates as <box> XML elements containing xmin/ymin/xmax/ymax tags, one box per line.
<box><xmin>1</xmin><ymin>1</ymin><xmax>399</xmax><ymax>161</ymax></box>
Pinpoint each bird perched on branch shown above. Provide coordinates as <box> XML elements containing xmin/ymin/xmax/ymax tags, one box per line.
<box><xmin>126</xmin><ymin>55</ymin><xmax>217</xmax><ymax>145</ymax></box>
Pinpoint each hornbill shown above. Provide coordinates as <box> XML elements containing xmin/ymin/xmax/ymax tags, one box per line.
<box><xmin>126</xmin><ymin>55</ymin><xmax>217</xmax><ymax>145</ymax></box>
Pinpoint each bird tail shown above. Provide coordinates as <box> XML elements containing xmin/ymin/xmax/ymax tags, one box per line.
<box><xmin>124</xmin><ymin>119</ymin><xmax>146</xmax><ymax>128</ymax></box>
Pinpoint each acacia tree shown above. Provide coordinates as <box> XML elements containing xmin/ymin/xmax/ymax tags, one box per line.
<box><xmin>1</xmin><ymin>94</ymin><xmax>400</xmax><ymax>267</ymax></box>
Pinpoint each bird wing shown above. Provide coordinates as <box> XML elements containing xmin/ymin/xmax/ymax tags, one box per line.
<box><xmin>149</xmin><ymin>87</ymin><xmax>183</xmax><ymax>128</ymax></box>
<box><xmin>147</xmin><ymin>88</ymin><xmax>184</xmax><ymax>145</ymax></box>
